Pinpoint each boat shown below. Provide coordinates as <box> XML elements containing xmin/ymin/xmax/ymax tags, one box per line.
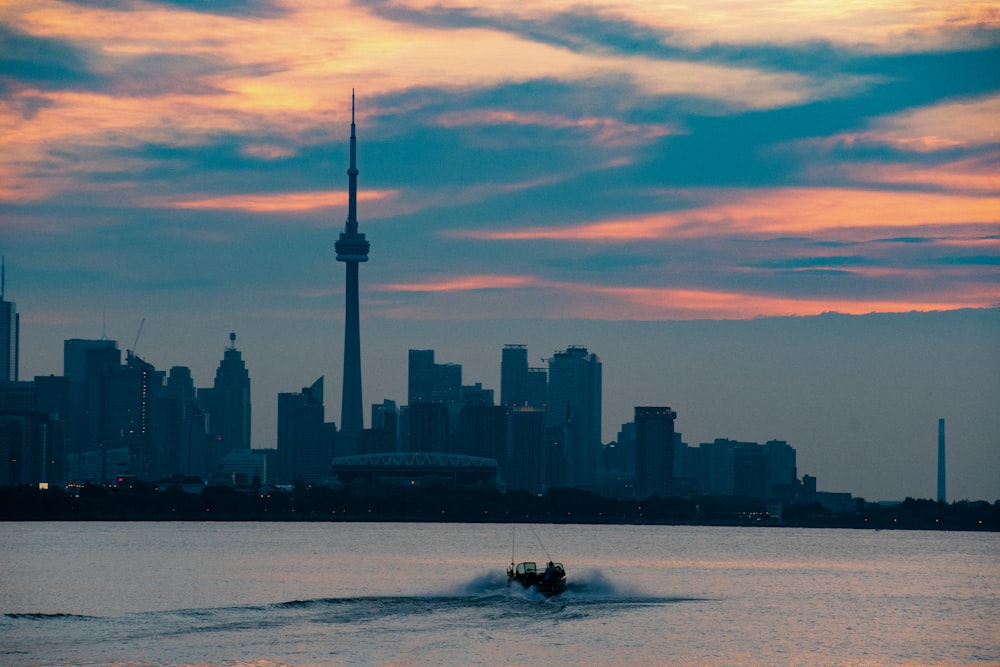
<box><xmin>506</xmin><ymin>526</ymin><xmax>567</xmax><ymax>596</ymax></box>
<box><xmin>507</xmin><ymin>560</ymin><xmax>567</xmax><ymax>596</ymax></box>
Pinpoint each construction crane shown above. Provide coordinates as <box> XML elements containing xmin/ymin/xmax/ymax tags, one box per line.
<box><xmin>130</xmin><ymin>318</ymin><xmax>145</xmax><ymax>358</ymax></box>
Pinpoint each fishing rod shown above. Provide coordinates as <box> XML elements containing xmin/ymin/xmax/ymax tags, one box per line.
<box><xmin>530</xmin><ymin>525</ymin><xmax>553</xmax><ymax>563</ymax></box>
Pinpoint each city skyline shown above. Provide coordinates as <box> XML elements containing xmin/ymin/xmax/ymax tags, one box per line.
<box><xmin>2</xmin><ymin>1</ymin><xmax>998</xmax><ymax>501</ymax></box>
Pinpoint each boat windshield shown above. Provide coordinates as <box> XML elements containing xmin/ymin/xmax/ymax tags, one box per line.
<box><xmin>515</xmin><ymin>562</ymin><xmax>536</xmax><ymax>575</ymax></box>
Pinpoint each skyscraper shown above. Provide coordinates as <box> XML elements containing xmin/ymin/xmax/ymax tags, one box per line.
<box><xmin>501</xmin><ymin>344</ymin><xmax>528</xmax><ymax>407</ymax></box>
<box><xmin>199</xmin><ymin>332</ymin><xmax>251</xmax><ymax>469</ymax></box>
<box><xmin>546</xmin><ymin>346</ymin><xmax>602</xmax><ymax>488</ymax></box>
<box><xmin>0</xmin><ymin>260</ymin><xmax>18</xmax><ymax>382</ymax></box>
<box><xmin>634</xmin><ymin>406</ymin><xmax>677</xmax><ymax>498</ymax></box>
<box><xmin>277</xmin><ymin>377</ymin><xmax>335</xmax><ymax>484</ymax></box>
<box><xmin>335</xmin><ymin>92</ymin><xmax>370</xmax><ymax>437</ymax></box>
<box><xmin>937</xmin><ymin>418</ymin><xmax>946</xmax><ymax>503</ymax></box>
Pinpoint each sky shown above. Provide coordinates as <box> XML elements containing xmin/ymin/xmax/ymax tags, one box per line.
<box><xmin>2</xmin><ymin>0</ymin><xmax>998</xmax><ymax>502</ymax></box>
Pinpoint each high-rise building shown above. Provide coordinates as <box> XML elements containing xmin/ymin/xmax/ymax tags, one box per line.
<box><xmin>0</xmin><ymin>263</ymin><xmax>18</xmax><ymax>382</ymax></box>
<box><xmin>154</xmin><ymin>366</ymin><xmax>206</xmax><ymax>480</ymax></box>
<box><xmin>101</xmin><ymin>352</ymin><xmax>164</xmax><ymax>480</ymax></box>
<box><xmin>634</xmin><ymin>406</ymin><xmax>677</xmax><ymax>498</ymax></box>
<box><xmin>937</xmin><ymin>418</ymin><xmax>946</xmax><ymax>503</ymax></box>
<box><xmin>408</xmin><ymin>350</ymin><xmax>435</xmax><ymax>404</ymax></box>
<box><xmin>63</xmin><ymin>338</ymin><xmax>120</xmax><ymax>456</ymax></box>
<box><xmin>501</xmin><ymin>344</ymin><xmax>528</xmax><ymax>407</ymax></box>
<box><xmin>199</xmin><ymin>333</ymin><xmax>251</xmax><ymax>472</ymax></box>
<box><xmin>525</xmin><ymin>367</ymin><xmax>548</xmax><ymax>409</ymax></box>
<box><xmin>277</xmin><ymin>377</ymin><xmax>335</xmax><ymax>484</ymax></box>
<box><xmin>546</xmin><ymin>346</ymin><xmax>602</xmax><ymax>488</ymax></box>
<box><xmin>507</xmin><ymin>406</ymin><xmax>545</xmax><ymax>493</ymax></box>
<box><xmin>408</xmin><ymin>349</ymin><xmax>462</xmax><ymax>404</ymax></box>
<box><xmin>335</xmin><ymin>92</ymin><xmax>370</xmax><ymax>437</ymax></box>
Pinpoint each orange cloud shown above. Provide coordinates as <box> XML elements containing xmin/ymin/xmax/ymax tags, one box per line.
<box><xmin>434</xmin><ymin>109</ymin><xmax>679</xmax><ymax>148</ymax></box>
<box><xmin>154</xmin><ymin>189</ymin><xmax>396</xmax><ymax>213</ymax></box>
<box><xmin>371</xmin><ymin>272</ymin><xmax>999</xmax><ymax>320</ymax></box>
<box><xmin>448</xmin><ymin>187</ymin><xmax>1000</xmax><ymax>242</ymax></box>
<box><xmin>379</xmin><ymin>275</ymin><xmax>536</xmax><ymax>292</ymax></box>
<box><xmin>820</xmin><ymin>95</ymin><xmax>1000</xmax><ymax>152</ymax></box>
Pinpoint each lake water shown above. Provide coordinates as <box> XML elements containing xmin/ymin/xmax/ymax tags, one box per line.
<box><xmin>1</xmin><ymin>522</ymin><xmax>997</xmax><ymax>667</ymax></box>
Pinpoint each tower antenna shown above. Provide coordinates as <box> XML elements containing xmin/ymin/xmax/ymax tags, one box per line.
<box><xmin>1</xmin><ymin>256</ymin><xmax>5</xmax><ymax>301</ymax></box>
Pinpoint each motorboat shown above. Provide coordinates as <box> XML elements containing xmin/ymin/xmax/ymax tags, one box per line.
<box><xmin>507</xmin><ymin>560</ymin><xmax>567</xmax><ymax>596</ymax></box>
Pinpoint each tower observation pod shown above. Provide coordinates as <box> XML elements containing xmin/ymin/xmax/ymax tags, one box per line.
<box><xmin>335</xmin><ymin>91</ymin><xmax>369</xmax><ymax>436</ymax></box>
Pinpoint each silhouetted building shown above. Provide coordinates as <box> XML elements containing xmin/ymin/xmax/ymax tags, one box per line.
<box><xmin>501</xmin><ymin>344</ymin><xmax>528</xmax><ymax>407</ymax></box>
<box><xmin>153</xmin><ymin>366</ymin><xmax>206</xmax><ymax>480</ymax></box>
<box><xmin>199</xmin><ymin>333</ymin><xmax>251</xmax><ymax>474</ymax></box>
<box><xmin>525</xmin><ymin>367</ymin><xmax>548</xmax><ymax>409</ymax></box>
<box><xmin>335</xmin><ymin>92</ymin><xmax>370</xmax><ymax>438</ymax></box>
<box><xmin>458</xmin><ymin>403</ymin><xmax>506</xmax><ymax>462</ymax></box>
<box><xmin>367</xmin><ymin>399</ymin><xmax>398</xmax><ymax>453</ymax></box>
<box><xmin>763</xmin><ymin>440</ymin><xmax>797</xmax><ymax>502</ymax></box>
<box><xmin>210</xmin><ymin>448</ymin><xmax>266</xmax><ymax>487</ymax></box>
<box><xmin>63</xmin><ymin>338</ymin><xmax>120</xmax><ymax>456</ymax></box>
<box><xmin>101</xmin><ymin>352</ymin><xmax>164</xmax><ymax>480</ymax></box>
<box><xmin>331</xmin><ymin>451</ymin><xmax>501</xmax><ymax>491</ymax></box>
<box><xmin>277</xmin><ymin>377</ymin><xmax>336</xmax><ymax>484</ymax></box>
<box><xmin>408</xmin><ymin>349</ymin><xmax>463</xmax><ymax>405</ymax></box>
<box><xmin>546</xmin><ymin>346</ymin><xmax>601</xmax><ymax>489</ymax></box>
<box><xmin>0</xmin><ymin>381</ymin><xmax>64</xmax><ymax>485</ymax></box>
<box><xmin>0</xmin><ymin>263</ymin><xmax>18</xmax><ymax>382</ymax></box>
<box><xmin>408</xmin><ymin>401</ymin><xmax>450</xmax><ymax>453</ymax></box>
<box><xmin>507</xmin><ymin>406</ymin><xmax>545</xmax><ymax>493</ymax></box>
<box><xmin>938</xmin><ymin>418</ymin><xmax>946</xmax><ymax>502</ymax></box>
<box><xmin>634</xmin><ymin>406</ymin><xmax>677</xmax><ymax>498</ymax></box>
<box><xmin>696</xmin><ymin>438</ymin><xmax>797</xmax><ymax>500</ymax></box>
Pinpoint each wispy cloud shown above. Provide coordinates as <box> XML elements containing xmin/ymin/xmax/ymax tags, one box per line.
<box><xmin>157</xmin><ymin>189</ymin><xmax>397</xmax><ymax>213</ymax></box>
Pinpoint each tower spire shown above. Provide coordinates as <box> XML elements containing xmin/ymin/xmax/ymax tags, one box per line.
<box><xmin>335</xmin><ymin>91</ymin><xmax>370</xmax><ymax>436</ymax></box>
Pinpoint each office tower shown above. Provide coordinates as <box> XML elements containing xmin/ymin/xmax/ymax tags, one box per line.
<box><xmin>63</xmin><ymin>338</ymin><xmax>120</xmax><ymax>456</ymax></box>
<box><xmin>277</xmin><ymin>377</ymin><xmax>335</xmax><ymax>484</ymax></box>
<box><xmin>458</xmin><ymin>403</ymin><xmax>506</xmax><ymax>461</ymax></box>
<box><xmin>763</xmin><ymin>440</ymin><xmax>797</xmax><ymax>502</ymax></box>
<box><xmin>199</xmin><ymin>332</ymin><xmax>251</xmax><ymax>472</ymax></box>
<box><xmin>0</xmin><ymin>260</ymin><xmax>17</xmax><ymax>382</ymax></box>
<box><xmin>507</xmin><ymin>406</ymin><xmax>545</xmax><ymax>493</ymax></box>
<box><xmin>155</xmin><ymin>366</ymin><xmax>206</xmax><ymax>480</ymax></box>
<box><xmin>366</xmin><ymin>399</ymin><xmax>398</xmax><ymax>453</ymax></box>
<box><xmin>408</xmin><ymin>349</ymin><xmax>462</xmax><ymax>404</ymax></box>
<box><xmin>634</xmin><ymin>406</ymin><xmax>677</xmax><ymax>498</ymax></box>
<box><xmin>335</xmin><ymin>92</ymin><xmax>370</xmax><ymax>437</ymax></box>
<box><xmin>408</xmin><ymin>401</ymin><xmax>450</xmax><ymax>453</ymax></box>
<box><xmin>937</xmin><ymin>418</ymin><xmax>946</xmax><ymax>503</ymax></box>
<box><xmin>408</xmin><ymin>350</ymin><xmax>435</xmax><ymax>404</ymax></box>
<box><xmin>546</xmin><ymin>346</ymin><xmax>602</xmax><ymax>488</ymax></box>
<box><xmin>501</xmin><ymin>344</ymin><xmax>528</xmax><ymax>407</ymax></box>
<box><xmin>101</xmin><ymin>352</ymin><xmax>164</xmax><ymax>480</ymax></box>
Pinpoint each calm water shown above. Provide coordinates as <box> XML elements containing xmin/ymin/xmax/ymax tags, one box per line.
<box><xmin>1</xmin><ymin>522</ymin><xmax>997</xmax><ymax>667</ymax></box>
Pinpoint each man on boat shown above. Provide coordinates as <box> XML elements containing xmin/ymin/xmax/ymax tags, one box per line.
<box><xmin>543</xmin><ymin>561</ymin><xmax>556</xmax><ymax>583</ymax></box>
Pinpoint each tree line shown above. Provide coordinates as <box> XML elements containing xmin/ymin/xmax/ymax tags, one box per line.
<box><xmin>1</xmin><ymin>482</ymin><xmax>996</xmax><ymax>530</ymax></box>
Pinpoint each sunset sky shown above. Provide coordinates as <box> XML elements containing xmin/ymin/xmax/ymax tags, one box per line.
<box><xmin>3</xmin><ymin>0</ymin><xmax>998</xmax><ymax>501</ymax></box>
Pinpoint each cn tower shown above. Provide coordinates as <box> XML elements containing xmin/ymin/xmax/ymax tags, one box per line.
<box><xmin>335</xmin><ymin>91</ymin><xmax>369</xmax><ymax>436</ymax></box>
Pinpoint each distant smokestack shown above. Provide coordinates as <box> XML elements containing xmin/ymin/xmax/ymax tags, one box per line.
<box><xmin>937</xmin><ymin>418</ymin><xmax>946</xmax><ymax>503</ymax></box>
